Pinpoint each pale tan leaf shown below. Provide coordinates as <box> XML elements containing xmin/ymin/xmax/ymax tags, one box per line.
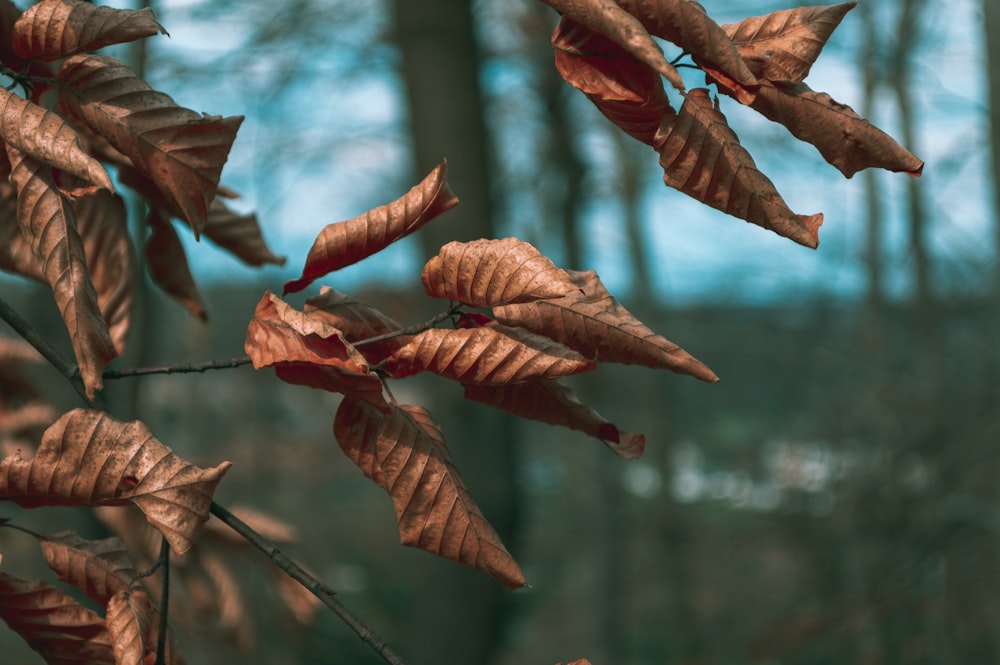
<box><xmin>381</xmin><ymin>323</ymin><xmax>596</xmax><ymax>384</ymax></box>
<box><xmin>494</xmin><ymin>269</ymin><xmax>717</xmax><ymax>382</ymax></box>
<box><xmin>722</xmin><ymin>2</ymin><xmax>857</xmax><ymax>84</ymax></box>
<box><xmin>39</xmin><ymin>531</ymin><xmax>138</xmax><ymax>607</ymax></box>
<box><xmin>617</xmin><ymin>0</ymin><xmax>759</xmax><ymax>103</ymax></box>
<box><xmin>273</xmin><ymin>569</ymin><xmax>321</xmax><ymax>625</ymax></box>
<box><xmin>0</xmin><ymin>402</ymin><xmax>57</xmax><ymax>437</ymax></box>
<box><xmin>13</xmin><ymin>0</ymin><xmax>167</xmax><ymax>61</ymax></box>
<box><xmin>145</xmin><ymin>208</ymin><xmax>207</xmax><ymax>321</ymax></box>
<box><xmin>422</xmin><ymin>237</ymin><xmax>578</xmax><ymax>307</ymax></box>
<box><xmin>203</xmin><ymin>198</ymin><xmax>285</xmax><ymax>267</ymax></box>
<box><xmin>105</xmin><ymin>587</ymin><xmax>181</xmax><ymax>665</ymax></box>
<box><xmin>539</xmin><ymin>0</ymin><xmax>684</xmax><ymax>91</ymax></box>
<box><xmin>304</xmin><ymin>286</ymin><xmax>408</xmax><ymax>364</ymax></box>
<box><xmin>653</xmin><ymin>88</ymin><xmax>823</xmax><ymax>248</ymax></box>
<box><xmin>0</xmin><ymin>188</ymin><xmax>42</xmax><ymax>279</ymax></box>
<box><xmin>0</xmin><ymin>573</ymin><xmax>116</xmax><ymax>665</ymax></box>
<box><xmin>284</xmin><ymin>161</ymin><xmax>458</xmax><ymax>294</ymax></box>
<box><xmin>199</xmin><ymin>551</ymin><xmax>253</xmax><ymax>651</ymax></box>
<box><xmin>0</xmin><ymin>87</ymin><xmax>114</xmax><ymax>191</ymax></box>
<box><xmin>245</xmin><ymin>292</ymin><xmax>388</xmax><ymax>410</ymax></box>
<box><xmin>57</xmin><ymin>54</ymin><xmax>243</xmax><ymax>237</ymax></box>
<box><xmin>463</xmin><ymin>379</ymin><xmax>645</xmax><ymax>459</ymax></box>
<box><xmin>0</xmin><ymin>408</ymin><xmax>231</xmax><ymax>555</ymax></box>
<box><xmin>6</xmin><ymin>145</ymin><xmax>117</xmax><ymax>399</ymax></box>
<box><xmin>334</xmin><ymin>399</ymin><xmax>526</xmax><ymax>588</ymax></box>
<box><xmin>741</xmin><ymin>81</ymin><xmax>924</xmax><ymax>178</ymax></box>
<box><xmin>552</xmin><ymin>16</ymin><xmax>673</xmax><ymax>146</ymax></box>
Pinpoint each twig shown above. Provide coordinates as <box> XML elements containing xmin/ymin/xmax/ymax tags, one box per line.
<box><xmin>354</xmin><ymin>304</ymin><xmax>462</xmax><ymax>348</ymax></box>
<box><xmin>153</xmin><ymin>536</ymin><xmax>170</xmax><ymax>665</ymax></box>
<box><xmin>0</xmin><ymin>294</ymin><xmax>102</xmax><ymax>409</ymax></box>
<box><xmin>103</xmin><ymin>356</ymin><xmax>254</xmax><ymax>380</ymax></box>
<box><xmin>209</xmin><ymin>501</ymin><xmax>410</xmax><ymax>665</ymax></box>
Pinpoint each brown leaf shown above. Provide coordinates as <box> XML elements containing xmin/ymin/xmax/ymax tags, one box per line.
<box><xmin>105</xmin><ymin>587</ymin><xmax>181</xmax><ymax>665</ymax></box>
<box><xmin>739</xmin><ymin>81</ymin><xmax>924</xmax><ymax>178</ymax></box>
<box><xmin>551</xmin><ymin>16</ymin><xmax>673</xmax><ymax>145</ymax></box>
<box><xmin>653</xmin><ymin>88</ymin><xmax>823</xmax><ymax>248</ymax></box>
<box><xmin>273</xmin><ymin>569</ymin><xmax>321</xmax><ymax>625</ymax></box>
<box><xmin>303</xmin><ymin>286</ymin><xmax>408</xmax><ymax>364</ymax></box>
<box><xmin>0</xmin><ymin>573</ymin><xmax>116</xmax><ymax>665</ymax></box>
<box><xmin>0</xmin><ymin>2</ymin><xmax>54</xmax><ymax>103</ymax></box>
<box><xmin>284</xmin><ymin>161</ymin><xmax>458</xmax><ymax>294</ymax></box>
<box><xmin>245</xmin><ymin>292</ymin><xmax>388</xmax><ymax>410</ymax></box>
<box><xmin>381</xmin><ymin>323</ymin><xmax>596</xmax><ymax>385</ymax></box>
<box><xmin>617</xmin><ymin>0</ymin><xmax>759</xmax><ymax>103</ymax></box>
<box><xmin>57</xmin><ymin>54</ymin><xmax>243</xmax><ymax>237</ymax></box>
<box><xmin>423</xmin><ymin>237</ymin><xmax>578</xmax><ymax>307</ymax></box>
<box><xmin>203</xmin><ymin>198</ymin><xmax>285</xmax><ymax>267</ymax></box>
<box><xmin>721</xmin><ymin>2</ymin><xmax>857</xmax><ymax>84</ymax></box>
<box><xmin>39</xmin><ymin>531</ymin><xmax>138</xmax><ymax>606</ymax></box>
<box><xmin>13</xmin><ymin>0</ymin><xmax>167</xmax><ymax>61</ymax></box>
<box><xmin>559</xmin><ymin>660</ymin><xmax>594</xmax><ymax>665</ymax></box>
<box><xmin>334</xmin><ymin>398</ymin><xmax>526</xmax><ymax>588</ymax></box>
<box><xmin>199</xmin><ymin>551</ymin><xmax>253</xmax><ymax>652</ymax></box>
<box><xmin>539</xmin><ymin>0</ymin><xmax>684</xmax><ymax>91</ymax></box>
<box><xmin>494</xmin><ymin>269</ymin><xmax>717</xmax><ymax>382</ymax></box>
<box><xmin>6</xmin><ymin>145</ymin><xmax>117</xmax><ymax>400</ymax></box>
<box><xmin>0</xmin><ymin>185</ymin><xmax>41</xmax><ymax>280</ymax></box>
<box><xmin>145</xmin><ymin>208</ymin><xmax>207</xmax><ymax>321</ymax></box>
<box><xmin>464</xmin><ymin>379</ymin><xmax>645</xmax><ymax>459</ymax></box>
<box><xmin>0</xmin><ymin>87</ymin><xmax>114</xmax><ymax>192</ymax></box>
<box><xmin>0</xmin><ymin>408</ymin><xmax>232</xmax><ymax>555</ymax></box>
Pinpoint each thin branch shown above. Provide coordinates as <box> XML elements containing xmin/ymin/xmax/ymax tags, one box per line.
<box><xmin>104</xmin><ymin>356</ymin><xmax>254</xmax><ymax>380</ymax></box>
<box><xmin>0</xmin><ymin>294</ymin><xmax>102</xmax><ymax>409</ymax></box>
<box><xmin>354</xmin><ymin>304</ymin><xmax>462</xmax><ymax>348</ymax></box>
<box><xmin>209</xmin><ymin>501</ymin><xmax>410</xmax><ymax>665</ymax></box>
<box><xmin>154</xmin><ymin>536</ymin><xmax>170</xmax><ymax>665</ymax></box>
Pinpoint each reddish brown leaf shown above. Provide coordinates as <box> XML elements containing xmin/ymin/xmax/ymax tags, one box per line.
<box><xmin>617</xmin><ymin>0</ymin><xmax>759</xmax><ymax>104</ymax></box>
<box><xmin>738</xmin><ymin>81</ymin><xmax>924</xmax><ymax>178</ymax></box>
<box><xmin>539</xmin><ymin>0</ymin><xmax>684</xmax><ymax>91</ymax></box>
<box><xmin>495</xmin><ymin>269</ymin><xmax>717</xmax><ymax>381</ymax></box>
<box><xmin>334</xmin><ymin>398</ymin><xmax>526</xmax><ymax>588</ymax></box>
<box><xmin>39</xmin><ymin>531</ymin><xmax>138</xmax><ymax>606</ymax></box>
<box><xmin>145</xmin><ymin>208</ymin><xmax>207</xmax><ymax>321</ymax></box>
<box><xmin>203</xmin><ymin>198</ymin><xmax>285</xmax><ymax>267</ymax></box>
<box><xmin>0</xmin><ymin>408</ymin><xmax>231</xmax><ymax>555</ymax></box>
<box><xmin>0</xmin><ymin>573</ymin><xmax>116</xmax><ymax>665</ymax></box>
<box><xmin>422</xmin><ymin>237</ymin><xmax>578</xmax><ymax>307</ymax></box>
<box><xmin>0</xmin><ymin>184</ymin><xmax>41</xmax><ymax>280</ymax></box>
<box><xmin>653</xmin><ymin>88</ymin><xmax>823</xmax><ymax>248</ymax></box>
<box><xmin>5</xmin><ymin>145</ymin><xmax>117</xmax><ymax>400</ymax></box>
<box><xmin>106</xmin><ymin>587</ymin><xmax>181</xmax><ymax>665</ymax></box>
<box><xmin>303</xmin><ymin>286</ymin><xmax>408</xmax><ymax>364</ymax></box>
<box><xmin>0</xmin><ymin>87</ymin><xmax>114</xmax><ymax>192</ymax></box>
<box><xmin>245</xmin><ymin>292</ymin><xmax>388</xmax><ymax>411</ymax></box>
<box><xmin>13</xmin><ymin>0</ymin><xmax>167</xmax><ymax>61</ymax></box>
<box><xmin>552</xmin><ymin>16</ymin><xmax>673</xmax><ymax>146</ymax></box>
<box><xmin>381</xmin><ymin>323</ymin><xmax>596</xmax><ymax>385</ymax></box>
<box><xmin>284</xmin><ymin>161</ymin><xmax>458</xmax><ymax>294</ymax></box>
<box><xmin>464</xmin><ymin>379</ymin><xmax>645</xmax><ymax>459</ymax></box>
<box><xmin>721</xmin><ymin>2</ymin><xmax>857</xmax><ymax>84</ymax></box>
<box><xmin>57</xmin><ymin>54</ymin><xmax>243</xmax><ymax>237</ymax></box>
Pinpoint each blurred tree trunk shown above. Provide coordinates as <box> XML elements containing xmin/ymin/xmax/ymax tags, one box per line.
<box><xmin>985</xmin><ymin>0</ymin><xmax>1000</xmax><ymax>298</ymax></box>
<box><xmin>393</xmin><ymin>3</ymin><xmax>519</xmax><ymax>665</ymax></box>
<box><xmin>858</xmin><ymin>0</ymin><xmax>884</xmax><ymax>336</ymax></box>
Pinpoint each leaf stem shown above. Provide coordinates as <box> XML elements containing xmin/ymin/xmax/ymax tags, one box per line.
<box><xmin>154</xmin><ymin>536</ymin><xmax>170</xmax><ymax>665</ymax></box>
<box><xmin>103</xmin><ymin>356</ymin><xmax>255</xmax><ymax>380</ymax></box>
<box><xmin>209</xmin><ymin>501</ymin><xmax>410</xmax><ymax>665</ymax></box>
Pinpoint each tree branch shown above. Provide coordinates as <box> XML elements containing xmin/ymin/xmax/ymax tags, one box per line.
<box><xmin>209</xmin><ymin>501</ymin><xmax>410</xmax><ymax>665</ymax></box>
<box><xmin>103</xmin><ymin>356</ymin><xmax>254</xmax><ymax>380</ymax></box>
<box><xmin>154</xmin><ymin>536</ymin><xmax>170</xmax><ymax>665</ymax></box>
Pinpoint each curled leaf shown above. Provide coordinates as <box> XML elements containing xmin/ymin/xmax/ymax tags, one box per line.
<box><xmin>106</xmin><ymin>587</ymin><xmax>181</xmax><ymax>665</ymax></box>
<box><xmin>304</xmin><ymin>286</ymin><xmax>407</xmax><ymax>364</ymax></box>
<box><xmin>203</xmin><ymin>198</ymin><xmax>285</xmax><ymax>266</ymax></box>
<box><xmin>464</xmin><ymin>379</ymin><xmax>645</xmax><ymax>459</ymax></box>
<box><xmin>334</xmin><ymin>399</ymin><xmax>526</xmax><ymax>589</ymax></box>
<box><xmin>381</xmin><ymin>323</ymin><xmax>597</xmax><ymax>384</ymax></box>
<box><xmin>0</xmin><ymin>408</ymin><xmax>231</xmax><ymax>555</ymax></box>
<box><xmin>13</xmin><ymin>0</ymin><xmax>167</xmax><ymax>61</ymax></box>
<box><xmin>653</xmin><ymin>88</ymin><xmax>823</xmax><ymax>248</ymax></box>
<box><xmin>284</xmin><ymin>161</ymin><xmax>458</xmax><ymax>294</ymax></box>
<box><xmin>494</xmin><ymin>269</ymin><xmax>717</xmax><ymax>382</ymax></box>
<box><xmin>422</xmin><ymin>237</ymin><xmax>578</xmax><ymax>307</ymax></box>
<box><xmin>39</xmin><ymin>531</ymin><xmax>138</xmax><ymax>606</ymax></box>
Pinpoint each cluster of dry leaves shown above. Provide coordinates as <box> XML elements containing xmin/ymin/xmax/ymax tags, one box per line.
<box><xmin>0</xmin><ymin>0</ymin><xmax>922</xmax><ymax>664</ymax></box>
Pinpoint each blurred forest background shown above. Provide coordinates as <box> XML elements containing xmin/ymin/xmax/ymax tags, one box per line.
<box><xmin>1</xmin><ymin>0</ymin><xmax>998</xmax><ymax>664</ymax></box>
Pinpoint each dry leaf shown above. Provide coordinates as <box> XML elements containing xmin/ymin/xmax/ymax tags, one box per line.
<box><xmin>381</xmin><ymin>323</ymin><xmax>597</xmax><ymax>385</ymax></box>
<box><xmin>203</xmin><ymin>198</ymin><xmax>285</xmax><ymax>267</ymax></box>
<box><xmin>304</xmin><ymin>286</ymin><xmax>408</xmax><ymax>364</ymax></box>
<box><xmin>106</xmin><ymin>587</ymin><xmax>182</xmax><ymax>665</ymax></box>
<box><xmin>0</xmin><ymin>408</ymin><xmax>231</xmax><ymax>555</ymax></box>
<box><xmin>5</xmin><ymin>145</ymin><xmax>117</xmax><ymax>400</ymax></box>
<box><xmin>423</xmin><ymin>237</ymin><xmax>578</xmax><ymax>306</ymax></box>
<box><xmin>653</xmin><ymin>88</ymin><xmax>823</xmax><ymax>248</ymax></box>
<box><xmin>494</xmin><ymin>269</ymin><xmax>717</xmax><ymax>382</ymax></box>
<box><xmin>0</xmin><ymin>190</ymin><xmax>41</xmax><ymax>280</ymax></box>
<box><xmin>0</xmin><ymin>573</ymin><xmax>116</xmax><ymax>665</ymax></box>
<box><xmin>245</xmin><ymin>292</ymin><xmax>388</xmax><ymax>411</ymax></box>
<box><xmin>145</xmin><ymin>208</ymin><xmax>207</xmax><ymax>321</ymax></box>
<box><xmin>464</xmin><ymin>379</ymin><xmax>645</xmax><ymax>459</ymax></box>
<box><xmin>13</xmin><ymin>0</ymin><xmax>167</xmax><ymax>61</ymax></box>
<box><xmin>722</xmin><ymin>2</ymin><xmax>857</xmax><ymax>84</ymax></box>
<box><xmin>199</xmin><ymin>551</ymin><xmax>253</xmax><ymax>652</ymax></box>
<box><xmin>284</xmin><ymin>161</ymin><xmax>458</xmax><ymax>294</ymax></box>
<box><xmin>334</xmin><ymin>399</ymin><xmax>527</xmax><ymax>589</ymax></box>
<box><xmin>39</xmin><ymin>531</ymin><xmax>138</xmax><ymax>606</ymax></box>
<box><xmin>273</xmin><ymin>569</ymin><xmax>321</xmax><ymax>625</ymax></box>
<box><xmin>57</xmin><ymin>54</ymin><xmax>242</xmax><ymax>237</ymax></box>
